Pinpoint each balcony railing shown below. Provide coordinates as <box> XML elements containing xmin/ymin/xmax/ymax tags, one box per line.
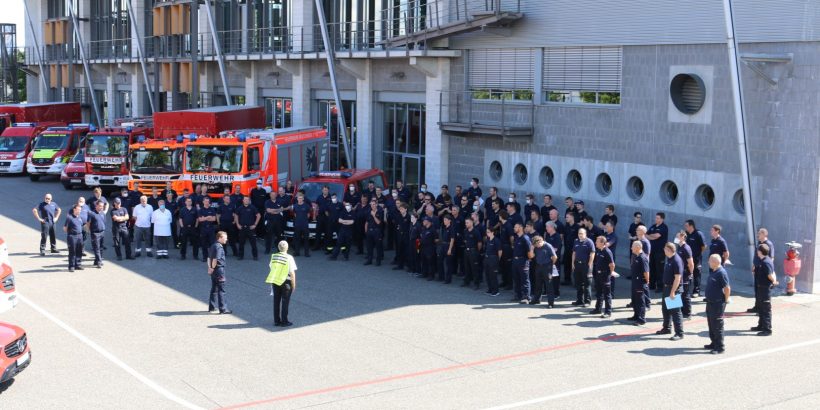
<box><xmin>439</xmin><ymin>90</ymin><xmax>534</xmax><ymax>140</ymax></box>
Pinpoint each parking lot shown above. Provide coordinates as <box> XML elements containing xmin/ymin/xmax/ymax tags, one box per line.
<box><xmin>1</xmin><ymin>175</ymin><xmax>820</xmax><ymax>409</ymax></box>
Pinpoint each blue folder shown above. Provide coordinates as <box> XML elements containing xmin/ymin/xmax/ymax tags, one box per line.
<box><xmin>664</xmin><ymin>296</ymin><xmax>683</xmax><ymax>309</ymax></box>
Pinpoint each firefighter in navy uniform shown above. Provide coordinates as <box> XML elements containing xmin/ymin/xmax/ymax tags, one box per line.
<box><xmin>250</xmin><ymin>180</ymin><xmax>269</xmax><ymax>239</ymax></box>
<box><xmin>218</xmin><ymin>195</ymin><xmax>239</xmax><ymax>256</ymax></box>
<box><xmin>326</xmin><ymin>193</ymin><xmax>344</xmax><ymax>254</ymax></box>
<box><xmin>628</xmin><ymin>241</ymin><xmax>650</xmax><ymax>326</ymax></box>
<box><xmin>234</xmin><ymin>196</ymin><xmax>261</xmax><ymax>260</ymax></box>
<box><xmin>364</xmin><ymin>199</ymin><xmax>385</xmax><ymax>266</ymax></box>
<box><xmin>331</xmin><ymin>201</ymin><xmax>355</xmax><ymax>261</ymax></box>
<box><xmin>353</xmin><ymin>196</ymin><xmax>369</xmax><ymax>255</ymax></box>
<box><xmin>437</xmin><ymin>214</ymin><xmax>456</xmax><ymax>282</ymax></box>
<box><xmin>32</xmin><ymin>193</ymin><xmax>61</xmax><ymax>255</ymax></box>
<box><xmin>657</xmin><ymin>243</ymin><xmax>685</xmax><ymax>340</ymax></box>
<box><xmin>314</xmin><ymin>186</ymin><xmax>332</xmax><ymax>251</ymax></box>
<box><xmin>675</xmin><ymin>231</ymin><xmax>695</xmax><ymax>319</ymax></box>
<box><xmin>291</xmin><ymin>193</ymin><xmax>311</xmax><ymax>257</ymax></box>
<box><xmin>178</xmin><ymin>197</ymin><xmax>199</xmax><ymax>260</ymax></box>
<box><xmin>110</xmin><ymin>198</ymin><xmax>133</xmax><ymax>260</ymax></box>
<box><xmin>751</xmin><ymin>244</ymin><xmax>777</xmax><ymax>336</ymax></box>
<box><xmin>88</xmin><ymin>200</ymin><xmax>107</xmax><ymax>268</ymax></box>
<box><xmin>207</xmin><ymin>231</ymin><xmax>231</xmax><ymax>315</ymax></box>
<box><xmin>571</xmin><ymin>228</ymin><xmax>595</xmax><ymax>307</ymax></box>
<box><xmin>461</xmin><ymin>218</ymin><xmax>483</xmax><ymax>289</ymax></box>
<box><xmin>164</xmin><ymin>191</ymin><xmax>179</xmax><ymax>248</ymax></box>
<box><xmin>590</xmin><ymin>236</ymin><xmax>615</xmax><ymax>318</ymax></box>
<box><xmin>63</xmin><ymin>205</ymin><xmax>85</xmax><ymax>272</ymax></box>
<box><xmin>197</xmin><ymin>196</ymin><xmax>218</xmax><ymax>262</ymax></box>
<box><xmin>263</xmin><ymin>191</ymin><xmax>285</xmax><ymax>254</ymax></box>
<box><xmin>511</xmin><ymin>222</ymin><xmax>534</xmax><ymax>304</ymax></box>
<box><xmin>393</xmin><ymin>203</ymin><xmax>411</xmax><ymax>270</ymax></box>
<box><xmin>705</xmin><ymin>254</ymin><xmax>731</xmax><ymax>354</ymax></box>
<box><xmin>419</xmin><ymin>217</ymin><xmax>438</xmax><ymax>280</ymax></box>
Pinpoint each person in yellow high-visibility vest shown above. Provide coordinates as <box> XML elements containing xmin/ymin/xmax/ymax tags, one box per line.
<box><xmin>266</xmin><ymin>240</ymin><xmax>298</xmax><ymax>327</ymax></box>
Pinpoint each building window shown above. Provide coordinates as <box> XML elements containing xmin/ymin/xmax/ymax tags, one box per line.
<box><xmin>514</xmin><ymin>164</ymin><xmax>528</xmax><ymax>185</ymax></box>
<box><xmin>318</xmin><ymin>100</ymin><xmax>356</xmax><ymax>170</ymax></box>
<box><xmin>695</xmin><ymin>184</ymin><xmax>715</xmax><ymax>210</ymax></box>
<box><xmin>264</xmin><ymin>97</ymin><xmax>292</xmax><ymax>129</ymax></box>
<box><xmin>627</xmin><ymin>176</ymin><xmax>644</xmax><ymax>200</ymax></box>
<box><xmin>470</xmin><ymin>48</ymin><xmax>535</xmax><ymax>101</ymax></box>
<box><xmin>383</xmin><ymin>103</ymin><xmax>425</xmax><ymax>190</ymax></box>
<box><xmin>566</xmin><ymin>169</ymin><xmax>582</xmax><ymax>192</ymax></box>
<box><xmin>544</xmin><ymin>46</ymin><xmax>622</xmax><ymax>106</ymax></box>
<box><xmin>595</xmin><ymin>173</ymin><xmax>612</xmax><ymax>196</ymax></box>
<box><xmin>539</xmin><ymin>166</ymin><xmax>554</xmax><ymax>188</ymax></box>
<box><xmin>231</xmin><ymin>95</ymin><xmax>246</xmax><ymax>105</ymax></box>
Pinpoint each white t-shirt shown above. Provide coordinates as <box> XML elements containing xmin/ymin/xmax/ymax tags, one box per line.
<box><xmin>150</xmin><ymin>209</ymin><xmax>172</xmax><ymax>236</ymax></box>
<box><xmin>282</xmin><ymin>253</ymin><xmax>298</xmax><ymax>274</ymax></box>
<box><xmin>133</xmin><ymin>204</ymin><xmax>154</xmax><ymax>228</ymax></box>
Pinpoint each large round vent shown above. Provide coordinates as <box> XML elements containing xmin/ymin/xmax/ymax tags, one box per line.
<box><xmin>670</xmin><ymin>73</ymin><xmax>706</xmax><ymax>115</ymax></box>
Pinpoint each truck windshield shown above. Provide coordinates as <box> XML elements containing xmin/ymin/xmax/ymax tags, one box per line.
<box><xmin>130</xmin><ymin>149</ymin><xmax>182</xmax><ymax>174</ymax></box>
<box><xmin>86</xmin><ymin>134</ymin><xmax>128</xmax><ymax>156</ymax></box>
<box><xmin>185</xmin><ymin>145</ymin><xmax>243</xmax><ymax>173</ymax></box>
<box><xmin>33</xmin><ymin>133</ymin><xmax>68</xmax><ymax>150</ymax></box>
<box><xmin>0</xmin><ymin>136</ymin><xmax>28</xmax><ymax>152</ymax></box>
<box><xmin>298</xmin><ymin>182</ymin><xmax>344</xmax><ymax>203</ymax></box>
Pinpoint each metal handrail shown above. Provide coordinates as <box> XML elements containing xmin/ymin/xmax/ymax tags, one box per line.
<box><xmin>438</xmin><ymin>90</ymin><xmax>534</xmax><ymax>134</ymax></box>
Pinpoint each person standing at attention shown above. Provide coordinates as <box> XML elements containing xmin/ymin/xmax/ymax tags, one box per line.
<box><xmin>266</xmin><ymin>241</ymin><xmax>297</xmax><ymax>327</ymax></box>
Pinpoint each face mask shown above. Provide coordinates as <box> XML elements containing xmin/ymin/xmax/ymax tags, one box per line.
<box><xmin>509</xmin><ymin>197</ymin><xmax>515</xmax><ymax>203</ymax></box>
<box><xmin>526</xmin><ymin>199</ymin><xmax>532</xmax><ymax>205</ymax></box>
<box><xmin>471</xmin><ymin>182</ymin><xmax>477</xmax><ymax>188</ymax></box>
<box><xmin>473</xmin><ymin>205</ymin><xmax>479</xmax><ymax>211</ymax></box>
<box><xmin>382</xmin><ymin>191</ymin><xmax>388</xmax><ymax>197</ymax></box>
<box><xmin>122</xmin><ymin>193</ymin><xmax>128</xmax><ymax>197</ymax></box>
<box><xmin>421</xmin><ymin>187</ymin><xmax>427</xmax><ymax>192</ymax></box>
<box><xmin>159</xmin><ymin>205</ymin><xmax>166</xmax><ymax>210</ymax></box>
<box><xmin>392</xmin><ymin>193</ymin><xmax>398</xmax><ymax>198</ymax></box>
<box><xmin>332</xmin><ymin>198</ymin><xmax>337</xmax><ymax>203</ymax></box>
<box><xmin>673</xmin><ymin>238</ymin><xmax>681</xmax><ymax>246</ymax></box>
<box><xmin>349</xmin><ymin>187</ymin><xmax>355</xmax><ymax>192</ymax></box>
<box><xmin>345</xmin><ymin>205</ymin><xmax>352</xmax><ymax>212</ymax></box>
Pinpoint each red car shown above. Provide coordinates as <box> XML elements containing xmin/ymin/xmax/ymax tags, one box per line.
<box><xmin>60</xmin><ymin>149</ymin><xmax>87</xmax><ymax>190</ymax></box>
<box><xmin>0</xmin><ymin>322</ymin><xmax>30</xmax><ymax>384</ymax></box>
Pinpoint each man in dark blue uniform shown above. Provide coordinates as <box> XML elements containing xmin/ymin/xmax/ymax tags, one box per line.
<box><xmin>392</xmin><ymin>203</ymin><xmax>411</xmax><ymax>270</ymax></box>
<box><xmin>604</xmin><ymin>222</ymin><xmax>618</xmax><ymax>298</ymax></box>
<box><xmin>395</xmin><ymin>179</ymin><xmax>411</xmax><ymax>204</ymax></box>
<box><xmin>234</xmin><ymin>196</ymin><xmax>260</xmax><ymax>260</ymax></box>
<box><xmin>420</xmin><ymin>218</ymin><xmax>438</xmax><ymax>280</ymax></box>
<box><xmin>524</xmin><ymin>194</ymin><xmax>539</xmax><ymax>222</ymax></box>
<box><xmin>178</xmin><ymin>197</ymin><xmax>199</xmax><ymax>260</ymax></box>
<box><xmin>483</xmin><ymin>227</ymin><xmax>501</xmax><ymax>296</ymax></box>
<box><xmin>705</xmin><ymin>254</ymin><xmax>731</xmax><ymax>353</ymax></box>
<box><xmin>466</xmin><ymin>177</ymin><xmax>482</xmax><ymax>202</ymax></box>
<box><xmin>88</xmin><ymin>200</ymin><xmax>107</xmax><ymax>268</ymax></box>
<box><xmin>497</xmin><ymin>210</ymin><xmax>514</xmax><ymax>290</ymax></box>
<box><xmin>571</xmin><ymin>228</ymin><xmax>595</xmax><ymax>307</ymax></box>
<box><xmin>599</xmin><ymin>204</ymin><xmax>617</xmax><ymax>230</ymax></box>
<box><xmin>449</xmin><ymin>205</ymin><xmax>466</xmax><ymax>278</ymax></box>
<box><xmin>684</xmin><ymin>219</ymin><xmax>706</xmax><ymax>297</ymax></box>
<box><xmin>344</xmin><ymin>183</ymin><xmax>361</xmax><ymax>208</ymax></box>
<box><xmin>63</xmin><ymin>205</ymin><xmax>85</xmax><ymax>271</ymax></box>
<box><xmin>530</xmin><ymin>235</ymin><xmax>557</xmax><ymax>307</ymax></box>
<box><xmin>291</xmin><ymin>193</ymin><xmax>311</xmax><ymax>257</ymax></box>
<box><xmin>748</xmin><ymin>228</ymin><xmax>775</xmax><ymax>314</ymax></box>
<box><xmin>229</xmin><ymin>185</ymin><xmax>244</xmax><ymax>208</ymax></box>
<box><xmin>437</xmin><ymin>214</ymin><xmax>456</xmax><ymax>282</ymax></box>
<box><xmin>77</xmin><ymin>197</ymin><xmax>91</xmax><ymax>254</ymax></box>
<box><xmin>250</xmin><ymin>180</ymin><xmax>269</xmax><ymax>238</ymax></box>
<box><xmin>32</xmin><ymin>193</ymin><xmax>61</xmax><ymax>255</ymax></box>
<box><xmin>591</xmin><ymin>236</ymin><xmax>615</xmax><ymax>317</ymax></box>
<box><xmin>364</xmin><ymin>199</ymin><xmax>385</xmax><ymax>266</ymax></box>
<box><xmin>751</xmin><ymin>244</ymin><xmax>777</xmax><ymax>336</ymax></box>
<box><xmin>197</xmin><ymin>196</ymin><xmax>217</xmax><ymax>262</ymax></box>
<box><xmin>331</xmin><ymin>201</ymin><xmax>355</xmax><ymax>261</ymax></box>
<box><xmin>563</xmin><ymin>213</ymin><xmax>580</xmax><ymax>286</ymax></box>
<box><xmin>263</xmin><ymin>191</ymin><xmax>284</xmax><ymax>254</ymax></box>
<box><xmin>675</xmin><ymin>231</ymin><xmax>695</xmax><ymax>319</ymax></box>
<box><xmin>511</xmin><ymin>222</ymin><xmax>533</xmax><ymax>303</ymax></box>
<box><xmin>164</xmin><ymin>191</ymin><xmax>179</xmax><ymax>248</ymax></box>
<box><xmin>628</xmin><ymin>241</ymin><xmax>650</xmax><ymax>325</ymax></box>
<box><xmin>353</xmin><ymin>195</ymin><xmax>369</xmax><ymax>255</ymax></box>
<box><xmin>461</xmin><ymin>218</ymin><xmax>482</xmax><ymax>289</ymax></box>
<box><xmin>545</xmin><ymin>221</ymin><xmax>563</xmax><ymax>298</ymax></box>
<box><xmin>657</xmin><ymin>243</ymin><xmax>685</xmax><ymax>340</ymax></box>
<box><xmin>207</xmin><ymin>231</ymin><xmax>231</xmax><ymax>314</ymax></box>
<box><xmin>326</xmin><ymin>193</ymin><xmax>343</xmax><ymax>254</ymax></box>
<box><xmin>540</xmin><ymin>194</ymin><xmax>557</xmax><ymax>221</ymax></box>
<box><xmin>709</xmin><ymin>224</ymin><xmax>730</xmax><ymax>266</ymax></box>
<box><xmin>110</xmin><ymin>198</ymin><xmax>133</xmax><ymax>260</ymax></box>
<box><xmin>646</xmin><ymin>212</ymin><xmax>669</xmax><ymax>292</ymax></box>
<box><xmin>314</xmin><ymin>186</ymin><xmax>332</xmax><ymax>251</ymax></box>
<box><xmin>218</xmin><ymin>195</ymin><xmax>238</xmax><ymax>256</ymax></box>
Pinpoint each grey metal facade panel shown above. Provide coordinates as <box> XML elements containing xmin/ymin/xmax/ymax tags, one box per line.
<box><xmin>450</xmin><ymin>0</ymin><xmax>820</xmax><ymax>49</ymax></box>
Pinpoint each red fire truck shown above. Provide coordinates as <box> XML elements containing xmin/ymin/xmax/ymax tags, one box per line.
<box><xmin>0</xmin><ymin>102</ymin><xmax>81</xmax><ymax>134</ymax></box>
<box><xmin>128</xmin><ymin>106</ymin><xmax>265</xmax><ymax>195</ymax></box>
<box><xmin>181</xmin><ymin>126</ymin><xmax>328</xmax><ymax>198</ymax></box>
<box><xmin>83</xmin><ymin>122</ymin><xmax>153</xmax><ymax>193</ymax></box>
<box><xmin>0</xmin><ymin>102</ymin><xmax>82</xmax><ymax>175</ymax></box>
<box><xmin>26</xmin><ymin>124</ymin><xmax>91</xmax><ymax>181</ymax></box>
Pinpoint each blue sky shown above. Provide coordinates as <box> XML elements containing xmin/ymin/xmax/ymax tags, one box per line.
<box><xmin>2</xmin><ymin>2</ymin><xmax>26</xmax><ymax>47</ymax></box>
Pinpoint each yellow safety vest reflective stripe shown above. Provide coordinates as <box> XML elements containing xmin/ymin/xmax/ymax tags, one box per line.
<box><xmin>265</xmin><ymin>252</ymin><xmax>290</xmax><ymax>285</ymax></box>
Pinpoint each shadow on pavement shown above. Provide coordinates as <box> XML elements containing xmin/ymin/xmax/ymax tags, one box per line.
<box><xmin>628</xmin><ymin>346</ymin><xmax>712</xmax><ymax>356</ymax></box>
<box><xmin>150</xmin><ymin>311</ymin><xmax>215</xmax><ymax>317</ymax></box>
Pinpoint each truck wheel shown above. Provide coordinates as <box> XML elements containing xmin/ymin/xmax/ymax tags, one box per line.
<box><xmin>29</xmin><ymin>175</ymin><xmax>40</xmax><ymax>182</ymax></box>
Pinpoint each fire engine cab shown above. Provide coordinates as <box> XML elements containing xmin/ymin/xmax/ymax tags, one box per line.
<box><xmin>181</xmin><ymin>126</ymin><xmax>328</xmax><ymax>199</ymax></box>
<box><xmin>26</xmin><ymin>124</ymin><xmax>91</xmax><ymax>181</ymax></box>
<box><xmin>84</xmin><ymin>123</ymin><xmax>153</xmax><ymax>192</ymax></box>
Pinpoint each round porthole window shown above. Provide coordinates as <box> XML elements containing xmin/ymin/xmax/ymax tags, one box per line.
<box><xmin>660</xmin><ymin>180</ymin><xmax>679</xmax><ymax>205</ymax></box>
<box><xmin>514</xmin><ymin>164</ymin><xmax>528</xmax><ymax>185</ymax></box>
<box><xmin>695</xmin><ymin>184</ymin><xmax>716</xmax><ymax>210</ymax></box>
<box><xmin>566</xmin><ymin>170</ymin><xmax>582</xmax><ymax>192</ymax></box>
<box><xmin>489</xmin><ymin>161</ymin><xmax>503</xmax><ymax>182</ymax></box>
<box><xmin>539</xmin><ymin>166</ymin><xmax>554</xmax><ymax>189</ymax></box>
<box><xmin>595</xmin><ymin>173</ymin><xmax>612</xmax><ymax>196</ymax></box>
<box><xmin>670</xmin><ymin>73</ymin><xmax>706</xmax><ymax>115</ymax></box>
<box><xmin>627</xmin><ymin>176</ymin><xmax>644</xmax><ymax>200</ymax></box>
<box><xmin>732</xmin><ymin>189</ymin><xmax>745</xmax><ymax>214</ymax></box>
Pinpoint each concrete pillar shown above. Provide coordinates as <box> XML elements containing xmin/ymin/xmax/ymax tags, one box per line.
<box><xmin>106</xmin><ymin>66</ymin><xmax>117</xmax><ymax>125</ymax></box>
<box><xmin>278</xmin><ymin>60</ymin><xmax>310</xmax><ymax>126</ymax></box>
<box><xmin>244</xmin><ymin>62</ymin><xmax>258</xmax><ymax>106</ymax></box>
<box><xmin>131</xmin><ymin>71</ymin><xmax>145</xmax><ymax>117</ymax></box>
<box><xmin>354</xmin><ymin>60</ymin><xmax>373</xmax><ymax>168</ymax></box>
<box><xmin>130</xmin><ymin>0</ymin><xmax>146</xmax><ymax>59</ymax></box>
<box><xmin>25</xmin><ymin>0</ymin><xmax>48</xmax><ymax>102</ymax></box>
<box><xmin>290</xmin><ymin>0</ymin><xmax>314</xmax><ymax>52</ymax></box>
<box><xmin>410</xmin><ymin>57</ymin><xmax>450</xmax><ymax>191</ymax></box>
<box><xmin>200</xmin><ymin>62</ymin><xmax>215</xmax><ymax>106</ymax></box>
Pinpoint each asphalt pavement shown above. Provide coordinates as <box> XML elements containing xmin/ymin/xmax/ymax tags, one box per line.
<box><xmin>1</xmin><ymin>174</ymin><xmax>819</xmax><ymax>409</ymax></box>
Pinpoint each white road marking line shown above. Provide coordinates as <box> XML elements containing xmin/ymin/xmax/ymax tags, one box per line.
<box><xmin>18</xmin><ymin>293</ymin><xmax>204</xmax><ymax>410</ymax></box>
<box><xmin>483</xmin><ymin>338</ymin><xmax>820</xmax><ymax>410</ymax></box>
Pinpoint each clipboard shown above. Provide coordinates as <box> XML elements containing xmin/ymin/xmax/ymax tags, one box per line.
<box><xmin>664</xmin><ymin>296</ymin><xmax>683</xmax><ymax>309</ymax></box>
